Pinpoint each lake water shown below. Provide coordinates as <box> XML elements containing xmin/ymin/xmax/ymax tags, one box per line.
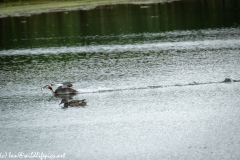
<box><xmin>0</xmin><ymin>0</ymin><xmax>240</xmax><ymax>159</ymax></box>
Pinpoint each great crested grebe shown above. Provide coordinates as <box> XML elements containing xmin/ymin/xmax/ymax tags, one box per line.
<box><xmin>59</xmin><ymin>99</ymin><xmax>86</xmax><ymax>108</ymax></box>
<box><xmin>41</xmin><ymin>82</ymin><xmax>78</xmax><ymax>95</ymax></box>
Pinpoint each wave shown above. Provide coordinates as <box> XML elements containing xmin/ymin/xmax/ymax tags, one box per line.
<box><xmin>1</xmin><ymin>27</ymin><xmax>240</xmax><ymax>56</ymax></box>
<box><xmin>1</xmin><ymin>38</ymin><xmax>240</xmax><ymax>56</ymax></box>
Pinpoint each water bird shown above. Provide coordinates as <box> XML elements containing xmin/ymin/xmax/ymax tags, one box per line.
<box><xmin>59</xmin><ymin>99</ymin><xmax>86</xmax><ymax>108</ymax></box>
<box><xmin>41</xmin><ymin>82</ymin><xmax>77</xmax><ymax>95</ymax></box>
<box><xmin>223</xmin><ymin>77</ymin><xmax>240</xmax><ymax>82</ymax></box>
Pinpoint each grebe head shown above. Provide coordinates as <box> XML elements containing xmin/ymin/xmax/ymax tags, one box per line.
<box><xmin>41</xmin><ymin>85</ymin><xmax>53</xmax><ymax>91</ymax></box>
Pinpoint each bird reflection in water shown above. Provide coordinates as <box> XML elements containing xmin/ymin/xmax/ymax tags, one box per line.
<box><xmin>59</xmin><ymin>98</ymin><xmax>87</xmax><ymax>109</ymax></box>
<box><xmin>48</xmin><ymin>93</ymin><xmax>77</xmax><ymax>101</ymax></box>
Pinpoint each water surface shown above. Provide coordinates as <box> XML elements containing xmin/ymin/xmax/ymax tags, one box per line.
<box><xmin>0</xmin><ymin>0</ymin><xmax>240</xmax><ymax>159</ymax></box>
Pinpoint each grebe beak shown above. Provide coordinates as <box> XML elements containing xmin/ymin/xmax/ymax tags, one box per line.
<box><xmin>41</xmin><ymin>85</ymin><xmax>49</xmax><ymax>91</ymax></box>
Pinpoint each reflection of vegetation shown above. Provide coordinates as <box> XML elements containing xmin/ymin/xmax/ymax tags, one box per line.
<box><xmin>0</xmin><ymin>0</ymin><xmax>50</xmax><ymax>7</ymax></box>
<box><xmin>0</xmin><ymin>0</ymin><xmax>239</xmax><ymax>50</ymax></box>
<box><xmin>0</xmin><ymin>0</ymin><xmax>174</xmax><ymax>9</ymax></box>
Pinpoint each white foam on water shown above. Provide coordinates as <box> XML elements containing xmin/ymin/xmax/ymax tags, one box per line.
<box><xmin>1</xmin><ymin>38</ymin><xmax>240</xmax><ymax>56</ymax></box>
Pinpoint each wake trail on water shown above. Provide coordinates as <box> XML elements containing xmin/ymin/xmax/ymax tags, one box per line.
<box><xmin>77</xmin><ymin>79</ymin><xmax>238</xmax><ymax>94</ymax></box>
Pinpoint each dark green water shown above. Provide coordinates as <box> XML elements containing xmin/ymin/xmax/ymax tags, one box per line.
<box><xmin>0</xmin><ymin>0</ymin><xmax>240</xmax><ymax>50</ymax></box>
<box><xmin>1</xmin><ymin>0</ymin><xmax>240</xmax><ymax>159</ymax></box>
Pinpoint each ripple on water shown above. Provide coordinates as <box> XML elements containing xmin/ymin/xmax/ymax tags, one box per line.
<box><xmin>0</xmin><ymin>27</ymin><xmax>240</xmax><ymax>55</ymax></box>
<box><xmin>0</xmin><ymin>26</ymin><xmax>240</xmax><ymax>160</ymax></box>
<box><xmin>0</xmin><ymin>28</ymin><xmax>240</xmax><ymax>96</ymax></box>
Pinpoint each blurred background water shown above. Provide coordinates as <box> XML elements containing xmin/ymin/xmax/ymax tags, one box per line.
<box><xmin>0</xmin><ymin>0</ymin><xmax>240</xmax><ymax>159</ymax></box>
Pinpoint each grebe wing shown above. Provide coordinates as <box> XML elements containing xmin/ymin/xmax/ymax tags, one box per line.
<box><xmin>62</xmin><ymin>82</ymin><xmax>73</xmax><ymax>88</ymax></box>
<box><xmin>51</xmin><ymin>82</ymin><xmax>73</xmax><ymax>88</ymax></box>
